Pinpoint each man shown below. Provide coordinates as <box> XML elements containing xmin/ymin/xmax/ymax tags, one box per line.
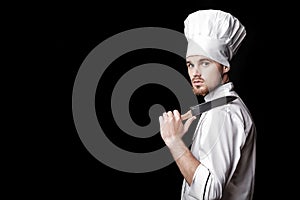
<box><xmin>159</xmin><ymin>9</ymin><xmax>256</xmax><ymax>200</ymax></box>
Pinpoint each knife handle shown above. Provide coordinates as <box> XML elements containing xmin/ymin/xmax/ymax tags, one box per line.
<box><xmin>181</xmin><ymin>110</ymin><xmax>192</xmax><ymax>121</ymax></box>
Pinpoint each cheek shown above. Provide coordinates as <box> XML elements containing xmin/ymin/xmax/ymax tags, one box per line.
<box><xmin>188</xmin><ymin>69</ymin><xmax>193</xmax><ymax>79</ymax></box>
<box><xmin>202</xmin><ymin>68</ymin><xmax>222</xmax><ymax>88</ymax></box>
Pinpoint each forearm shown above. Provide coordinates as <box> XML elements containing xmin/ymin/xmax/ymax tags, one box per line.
<box><xmin>167</xmin><ymin>138</ymin><xmax>200</xmax><ymax>185</ymax></box>
<box><xmin>175</xmin><ymin>147</ymin><xmax>200</xmax><ymax>185</ymax></box>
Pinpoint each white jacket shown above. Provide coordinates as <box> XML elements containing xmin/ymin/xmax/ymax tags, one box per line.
<box><xmin>181</xmin><ymin>82</ymin><xmax>256</xmax><ymax>200</ymax></box>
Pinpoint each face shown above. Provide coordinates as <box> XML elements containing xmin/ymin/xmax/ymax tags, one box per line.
<box><xmin>186</xmin><ymin>55</ymin><xmax>229</xmax><ymax>96</ymax></box>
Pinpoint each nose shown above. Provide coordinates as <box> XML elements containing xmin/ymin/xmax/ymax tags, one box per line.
<box><xmin>191</xmin><ymin>66</ymin><xmax>201</xmax><ymax>77</ymax></box>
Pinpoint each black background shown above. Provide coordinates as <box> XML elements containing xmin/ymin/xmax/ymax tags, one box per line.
<box><xmin>14</xmin><ymin>1</ymin><xmax>297</xmax><ymax>199</ymax></box>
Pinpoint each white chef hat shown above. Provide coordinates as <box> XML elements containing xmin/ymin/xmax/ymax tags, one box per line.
<box><xmin>184</xmin><ymin>9</ymin><xmax>246</xmax><ymax>67</ymax></box>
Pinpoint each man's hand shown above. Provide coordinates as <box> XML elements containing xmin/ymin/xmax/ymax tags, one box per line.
<box><xmin>159</xmin><ymin>110</ymin><xmax>196</xmax><ymax>160</ymax></box>
<box><xmin>159</xmin><ymin>110</ymin><xmax>195</xmax><ymax>145</ymax></box>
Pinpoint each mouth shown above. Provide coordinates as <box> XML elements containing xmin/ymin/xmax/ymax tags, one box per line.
<box><xmin>192</xmin><ymin>79</ymin><xmax>204</xmax><ymax>87</ymax></box>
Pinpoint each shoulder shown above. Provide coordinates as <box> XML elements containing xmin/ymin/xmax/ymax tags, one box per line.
<box><xmin>205</xmin><ymin>97</ymin><xmax>254</xmax><ymax>127</ymax></box>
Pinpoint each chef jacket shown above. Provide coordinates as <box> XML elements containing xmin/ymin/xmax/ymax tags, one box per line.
<box><xmin>181</xmin><ymin>82</ymin><xmax>256</xmax><ymax>200</ymax></box>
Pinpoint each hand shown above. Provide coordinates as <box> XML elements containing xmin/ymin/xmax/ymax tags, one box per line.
<box><xmin>159</xmin><ymin>110</ymin><xmax>196</xmax><ymax>146</ymax></box>
<box><xmin>159</xmin><ymin>110</ymin><xmax>196</xmax><ymax>160</ymax></box>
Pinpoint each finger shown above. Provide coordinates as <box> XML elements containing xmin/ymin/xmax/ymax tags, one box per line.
<box><xmin>183</xmin><ymin>116</ymin><xmax>196</xmax><ymax>133</ymax></box>
<box><xmin>163</xmin><ymin>112</ymin><xmax>167</xmax><ymax>118</ymax></box>
<box><xmin>167</xmin><ymin>111</ymin><xmax>173</xmax><ymax>117</ymax></box>
<box><xmin>159</xmin><ymin>116</ymin><xmax>163</xmax><ymax>125</ymax></box>
<box><xmin>181</xmin><ymin>110</ymin><xmax>192</xmax><ymax>121</ymax></box>
<box><xmin>173</xmin><ymin>110</ymin><xmax>180</xmax><ymax>120</ymax></box>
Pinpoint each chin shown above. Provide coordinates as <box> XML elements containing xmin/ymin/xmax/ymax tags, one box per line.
<box><xmin>193</xmin><ymin>86</ymin><xmax>208</xmax><ymax>96</ymax></box>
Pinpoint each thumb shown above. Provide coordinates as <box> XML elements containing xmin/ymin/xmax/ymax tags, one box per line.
<box><xmin>183</xmin><ymin>116</ymin><xmax>196</xmax><ymax>133</ymax></box>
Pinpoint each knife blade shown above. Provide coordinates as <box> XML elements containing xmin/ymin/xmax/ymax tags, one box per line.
<box><xmin>181</xmin><ymin>95</ymin><xmax>238</xmax><ymax>121</ymax></box>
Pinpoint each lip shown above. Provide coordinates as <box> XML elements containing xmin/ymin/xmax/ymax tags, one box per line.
<box><xmin>192</xmin><ymin>79</ymin><xmax>204</xmax><ymax>86</ymax></box>
<box><xmin>193</xmin><ymin>82</ymin><xmax>202</xmax><ymax>87</ymax></box>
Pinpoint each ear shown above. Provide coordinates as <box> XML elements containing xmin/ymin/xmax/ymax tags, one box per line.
<box><xmin>223</xmin><ymin>65</ymin><xmax>230</xmax><ymax>73</ymax></box>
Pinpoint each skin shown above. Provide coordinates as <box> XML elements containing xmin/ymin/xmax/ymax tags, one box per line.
<box><xmin>187</xmin><ymin>55</ymin><xmax>229</xmax><ymax>96</ymax></box>
<box><xmin>159</xmin><ymin>55</ymin><xmax>230</xmax><ymax>185</ymax></box>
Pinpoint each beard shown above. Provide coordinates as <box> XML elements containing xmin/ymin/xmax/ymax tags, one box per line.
<box><xmin>192</xmin><ymin>85</ymin><xmax>208</xmax><ymax>96</ymax></box>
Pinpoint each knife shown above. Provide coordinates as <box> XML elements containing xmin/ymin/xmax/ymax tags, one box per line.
<box><xmin>181</xmin><ymin>95</ymin><xmax>238</xmax><ymax>121</ymax></box>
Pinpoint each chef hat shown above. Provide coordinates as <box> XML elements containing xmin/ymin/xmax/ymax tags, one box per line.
<box><xmin>184</xmin><ymin>9</ymin><xmax>246</xmax><ymax>67</ymax></box>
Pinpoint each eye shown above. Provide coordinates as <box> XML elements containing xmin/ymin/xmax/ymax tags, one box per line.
<box><xmin>187</xmin><ymin>62</ymin><xmax>194</xmax><ymax>68</ymax></box>
<box><xmin>200</xmin><ymin>61</ymin><xmax>210</xmax><ymax>67</ymax></box>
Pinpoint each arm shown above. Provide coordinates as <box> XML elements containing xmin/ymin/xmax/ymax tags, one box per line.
<box><xmin>175</xmin><ymin>145</ymin><xmax>200</xmax><ymax>185</ymax></box>
<box><xmin>159</xmin><ymin>110</ymin><xmax>198</xmax><ymax>185</ymax></box>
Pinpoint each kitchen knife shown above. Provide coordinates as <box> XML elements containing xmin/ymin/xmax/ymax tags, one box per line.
<box><xmin>181</xmin><ymin>95</ymin><xmax>238</xmax><ymax>121</ymax></box>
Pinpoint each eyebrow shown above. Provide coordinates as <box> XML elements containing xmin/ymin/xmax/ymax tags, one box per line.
<box><xmin>198</xmin><ymin>58</ymin><xmax>213</xmax><ymax>63</ymax></box>
<box><xmin>186</xmin><ymin>58</ymin><xmax>213</xmax><ymax>65</ymax></box>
